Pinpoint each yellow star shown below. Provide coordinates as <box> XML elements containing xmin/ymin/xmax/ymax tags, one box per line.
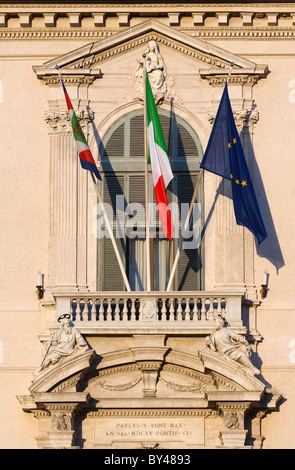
<box><xmin>233</xmin><ymin>138</ymin><xmax>237</xmax><ymax>144</ymax></box>
<box><xmin>235</xmin><ymin>179</ymin><xmax>240</xmax><ymax>185</ymax></box>
<box><xmin>241</xmin><ymin>180</ymin><xmax>247</xmax><ymax>187</ymax></box>
<box><xmin>228</xmin><ymin>143</ymin><xmax>231</xmax><ymax>148</ymax></box>
<box><xmin>230</xmin><ymin>174</ymin><xmax>233</xmax><ymax>179</ymax></box>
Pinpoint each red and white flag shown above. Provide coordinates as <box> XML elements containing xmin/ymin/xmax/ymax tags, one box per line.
<box><xmin>145</xmin><ymin>71</ymin><xmax>173</xmax><ymax>239</ymax></box>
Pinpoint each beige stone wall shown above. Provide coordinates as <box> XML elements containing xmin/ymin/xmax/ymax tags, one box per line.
<box><xmin>0</xmin><ymin>3</ymin><xmax>295</xmax><ymax>449</ymax></box>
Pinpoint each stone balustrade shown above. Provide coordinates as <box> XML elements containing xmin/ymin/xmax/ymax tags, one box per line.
<box><xmin>53</xmin><ymin>288</ymin><xmax>245</xmax><ymax>332</ymax></box>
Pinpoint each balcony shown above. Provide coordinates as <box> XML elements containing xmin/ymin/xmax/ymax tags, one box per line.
<box><xmin>53</xmin><ymin>287</ymin><xmax>246</xmax><ymax>335</ymax></box>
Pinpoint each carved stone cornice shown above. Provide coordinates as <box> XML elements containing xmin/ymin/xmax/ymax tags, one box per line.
<box><xmin>33</xmin><ymin>67</ymin><xmax>101</xmax><ymax>86</ymax></box>
<box><xmin>32</xmin><ymin>19</ymin><xmax>268</xmax><ymax>97</ymax></box>
<box><xmin>4</xmin><ymin>26</ymin><xmax>295</xmax><ymax>41</ymax></box>
<box><xmin>69</xmin><ymin>32</ymin><xmax>229</xmax><ymax>70</ymax></box>
<box><xmin>200</xmin><ymin>66</ymin><xmax>268</xmax><ymax>87</ymax></box>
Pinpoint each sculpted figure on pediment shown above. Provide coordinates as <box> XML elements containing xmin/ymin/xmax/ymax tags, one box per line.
<box><xmin>136</xmin><ymin>40</ymin><xmax>167</xmax><ymax>102</ymax></box>
<box><xmin>205</xmin><ymin>317</ymin><xmax>260</xmax><ymax>375</ymax></box>
<box><xmin>34</xmin><ymin>314</ymin><xmax>89</xmax><ymax>376</ymax></box>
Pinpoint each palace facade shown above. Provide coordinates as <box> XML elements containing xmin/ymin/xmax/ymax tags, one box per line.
<box><xmin>0</xmin><ymin>1</ymin><xmax>294</xmax><ymax>449</ymax></box>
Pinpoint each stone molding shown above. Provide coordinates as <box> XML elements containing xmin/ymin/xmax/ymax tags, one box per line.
<box><xmin>3</xmin><ymin>26</ymin><xmax>295</xmax><ymax>41</ymax></box>
<box><xmin>18</xmin><ymin>342</ymin><xmax>279</xmax><ymax>449</ymax></box>
<box><xmin>33</xmin><ymin>20</ymin><xmax>268</xmax><ymax>98</ymax></box>
<box><xmin>2</xmin><ymin>5</ymin><xmax>295</xmax><ymax>37</ymax></box>
<box><xmin>33</xmin><ymin>19</ymin><xmax>265</xmax><ymax>72</ymax></box>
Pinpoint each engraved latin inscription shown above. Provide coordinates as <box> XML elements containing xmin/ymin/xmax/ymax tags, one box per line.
<box><xmin>94</xmin><ymin>416</ymin><xmax>204</xmax><ymax>446</ymax></box>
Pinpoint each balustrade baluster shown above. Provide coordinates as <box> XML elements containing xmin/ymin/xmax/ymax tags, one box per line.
<box><xmin>76</xmin><ymin>299</ymin><xmax>81</xmax><ymax>321</ymax></box>
<box><xmin>82</xmin><ymin>300</ymin><xmax>89</xmax><ymax>321</ymax></box>
<box><xmin>107</xmin><ymin>298</ymin><xmax>113</xmax><ymax>321</ymax></box>
<box><xmin>131</xmin><ymin>299</ymin><xmax>136</xmax><ymax>321</ymax></box>
<box><xmin>114</xmin><ymin>299</ymin><xmax>120</xmax><ymax>322</ymax></box>
<box><xmin>71</xmin><ymin>299</ymin><xmax>76</xmax><ymax>321</ymax></box>
<box><xmin>122</xmin><ymin>299</ymin><xmax>128</xmax><ymax>321</ymax></box>
<box><xmin>184</xmin><ymin>298</ymin><xmax>190</xmax><ymax>321</ymax></box>
<box><xmin>208</xmin><ymin>298</ymin><xmax>214</xmax><ymax>321</ymax></box>
<box><xmin>193</xmin><ymin>298</ymin><xmax>198</xmax><ymax>321</ymax></box>
<box><xmin>93</xmin><ymin>299</ymin><xmax>99</xmax><ymax>321</ymax></box>
<box><xmin>161</xmin><ymin>298</ymin><xmax>167</xmax><ymax>321</ymax></box>
<box><xmin>176</xmin><ymin>298</ymin><xmax>182</xmax><ymax>321</ymax></box>
<box><xmin>167</xmin><ymin>298</ymin><xmax>174</xmax><ymax>321</ymax></box>
<box><xmin>216</xmin><ymin>297</ymin><xmax>222</xmax><ymax>320</ymax></box>
<box><xmin>201</xmin><ymin>298</ymin><xmax>206</xmax><ymax>321</ymax></box>
<box><xmin>221</xmin><ymin>298</ymin><xmax>226</xmax><ymax>320</ymax></box>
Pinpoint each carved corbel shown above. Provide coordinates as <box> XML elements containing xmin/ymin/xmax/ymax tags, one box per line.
<box><xmin>30</xmin><ymin>392</ymin><xmax>90</xmax><ymax>449</ymax></box>
<box><xmin>131</xmin><ymin>335</ymin><xmax>168</xmax><ymax>397</ymax></box>
<box><xmin>217</xmin><ymin>402</ymin><xmax>250</xmax><ymax>448</ymax></box>
<box><xmin>137</xmin><ymin>361</ymin><xmax>162</xmax><ymax>398</ymax></box>
<box><xmin>45</xmin><ymin>403</ymin><xmax>78</xmax><ymax>449</ymax></box>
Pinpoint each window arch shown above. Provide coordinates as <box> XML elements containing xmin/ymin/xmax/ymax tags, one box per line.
<box><xmin>97</xmin><ymin>109</ymin><xmax>204</xmax><ymax>292</ymax></box>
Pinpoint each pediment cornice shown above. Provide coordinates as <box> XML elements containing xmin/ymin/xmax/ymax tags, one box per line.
<box><xmin>33</xmin><ymin>19</ymin><xmax>268</xmax><ymax>85</ymax></box>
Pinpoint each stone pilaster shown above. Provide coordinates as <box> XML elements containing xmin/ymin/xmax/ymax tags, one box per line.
<box><xmin>208</xmin><ymin>105</ymin><xmax>260</xmax><ymax>295</ymax></box>
<box><xmin>44</xmin><ymin>101</ymin><xmax>95</xmax><ymax>293</ymax></box>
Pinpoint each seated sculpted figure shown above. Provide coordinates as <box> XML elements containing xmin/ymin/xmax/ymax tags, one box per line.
<box><xmin>34</xmin><ymin>314</ymin><xmax>89</xmax><ymax>375</ymax></box>
<box><xmin>205</xmin><ymin>316</ymin><xmax>260</xmax><ymax>375</ymax></box>
<box><xmin>136</xmin><ymin>40</ymin><xmax>167</xmax><ymax>99</ymax></box>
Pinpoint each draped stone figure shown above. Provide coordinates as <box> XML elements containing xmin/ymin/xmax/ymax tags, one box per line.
<box><xmin>205</xmin><ymin>317</ymin><xmax>260</xmax><ymax>375</ymax></box>
<box><xmin>135</xmin><ymin>40</ymin><xmax>167</xmax><ymax>102</ymax></box>
<box><xmin>34</xmin><ymin>314</ymin><xmax>89</xmax><ymax>375</ymax></box>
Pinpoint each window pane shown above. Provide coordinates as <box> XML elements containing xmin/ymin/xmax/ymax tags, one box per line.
<box><xmin>99</xmin><ymin>110</ymin><xmax>203</xmax><ymax>291</ymax></box>
<box><xmin>104</xmin><ymin>122</ymin><xmax>125</xmax><ymax>158</ymax></box>
<box><xmin>130</xmin><ymin>115</ymin><xmax>144</xmax><ymax>158</ymax></box>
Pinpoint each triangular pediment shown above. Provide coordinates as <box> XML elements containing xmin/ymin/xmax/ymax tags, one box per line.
<box><xmin>33</xmin><ymin>20</ymin><xmax>268</xmax><ymax>82</ymax></box>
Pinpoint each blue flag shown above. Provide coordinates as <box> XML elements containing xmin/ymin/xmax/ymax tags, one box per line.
<box><xmin>200</xmin><ymin>83</ymin><xmax>267</xmax><ymax>244</ymax></box>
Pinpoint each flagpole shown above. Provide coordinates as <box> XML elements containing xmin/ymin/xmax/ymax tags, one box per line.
<box><xmin>90</xmin><ymin>172</ymin><xmax>131</xmax><ymax>292</ymax></box>
<box><xmin>227</xmin><ymin>61</ymin><xmax>235</xmax><ymax>84</ymax></box>
<box><xmin>166</xmin><ymin>62</ymin><xmax>235</xmax><ymax>292</ymax></box>
<box><xmin>166</xmin><ymin>169</ymin><xmax>203</xmax><ymax>291</ymax></box>
<box><xmin>143</xmin><ymin>57</ymin><xmax>151</xmax><ymax>291</ymax></box>
<box><xmin>55</xmin><ymin>65</ymin><xmax>131</xmax><ymax>292</ymax></box>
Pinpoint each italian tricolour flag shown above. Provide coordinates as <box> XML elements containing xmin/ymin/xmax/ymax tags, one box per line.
<box><xmin>57</xmin><ymin>68</ymin><xmax>101</xmax><ymax>180</ymax></box>
<box><xmin>146</xmin><ymin>71</ymin><xmax>173</xmax><ymax>239</ymax></box>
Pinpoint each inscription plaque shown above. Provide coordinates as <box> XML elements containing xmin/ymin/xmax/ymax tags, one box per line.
<box><xmin>94</xmin><ymin>413</ymin><xmax>205</xmax><ymax>447</ymax></box>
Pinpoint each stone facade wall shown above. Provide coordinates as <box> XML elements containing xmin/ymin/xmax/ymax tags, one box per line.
<box><xmin>0</xmin><ymin>2</ymin><xmax>294</xmax><ymax>449</ymax></box>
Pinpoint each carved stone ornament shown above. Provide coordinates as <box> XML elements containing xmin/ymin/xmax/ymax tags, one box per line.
<box><xmin>135</xmin><ymin>39</ymin><xmax>175</xmax><ymax>104</ymax></box>
<box><xmin>44</xmin><ymin>109</ymin><xmax>94</xmax><ymax>135</ymax></box>
<box><xmin>208</xmin><ymin>109</ymin><xmax>259</xmax><ymax>132</ymax></box>
<box><xmin>205</xmin><ymin>316</ymin><xmax>260</xmax><ymax>375</ymax></box>
<box><xmin>33</xmin><ymin>314</ymin><xmax>90</xmax><ymax>376</ymax></box>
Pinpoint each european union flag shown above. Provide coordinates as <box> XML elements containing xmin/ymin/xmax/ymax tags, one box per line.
<box><xmin>200</xmin><ymin>83</ymin><xmax>267</xmax><ymax>244</ymax></box>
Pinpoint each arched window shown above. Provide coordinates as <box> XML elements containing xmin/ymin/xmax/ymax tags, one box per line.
<box><xmin>97</xmin><ymin>109</ymin><xmax>204</xmax><ymax>291</ymax></box>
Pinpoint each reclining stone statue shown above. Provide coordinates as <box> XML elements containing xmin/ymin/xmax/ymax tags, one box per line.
<box><xmin>205</xmin><ymin>316</ymin><xmax>260</xmax><ymax>375</ymax></box>
<box><xmin>34</xmin><ymin>313</ymin><xmax>89</xmax><ymax>375</ymax></box>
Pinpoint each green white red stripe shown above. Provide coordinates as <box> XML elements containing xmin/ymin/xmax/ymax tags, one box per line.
<box><xmin>56</xmin><ymin>66</ymin><xmax>101</xmax><ymax>180</ymax></box>
<box><xmin>146</xmin><ymin>71</ymin><xmax>173</xmax><ymax>239</ymax></box>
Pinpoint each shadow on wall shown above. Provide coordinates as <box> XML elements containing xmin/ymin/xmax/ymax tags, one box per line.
<box><xmin>87</xmin><ymin>94</ymin><xmax>285</xmax><ymax>281</ymax></box>
<box><xmin>242</xmin><ymin>106</ymin><xmax>285</xmax><ymax>274</ymax></box>
<box><xmin>201</xmin><ymin>103</ymin><xmax>284</xmax><ymax>275</ymax></box>
<box><xmin>87</xmin><ymin>105</ymin><xmax>128</xmax><ymax>259</ymax></box>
